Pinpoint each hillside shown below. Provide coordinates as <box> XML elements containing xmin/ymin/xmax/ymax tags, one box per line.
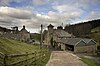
<box><xmin>0</xmin><ymin>37</ymin><xmax>40</xmax><ymax>54</ymax></box>
<box><xmin>91</xmin><ymin>27</ymin><xmax>100</xmax><ymax>45</ymax></box>
<box><xmin>0</xmin><ymin>37</ymin><xmax>50</xmax><ymax>66</ymax></box>
<box><xmin>30</xmin><ymin>33</ymin><xmax>41</xmax><ymax>41</ymax></box>
<box><xmin>65</xmin><ymin>19</ymin><xmax>100</xmax><ymax>36</ymax></box>
<box><xmin>80</xmin><ymin>26</ymin><xmax>100</xmax><ymax>45</ymax></box>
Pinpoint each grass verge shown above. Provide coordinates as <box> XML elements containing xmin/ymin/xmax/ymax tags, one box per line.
<box><xmin>81</xmin><ymin>57</ymin><xmax>100</xmax><ymax>66</ymax></box>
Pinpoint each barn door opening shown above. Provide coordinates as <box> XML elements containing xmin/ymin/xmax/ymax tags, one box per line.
<box><xmin>50</xmin><ymin>37</ymin><xmax>55</xmax><ymax>48</ymax></box>
<box><xmin>65</xmin><ymin>44</ymin><xmax>74</xmax><ymax>51</ymax></box>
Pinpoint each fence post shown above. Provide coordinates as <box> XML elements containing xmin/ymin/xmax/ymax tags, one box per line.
<box><xmin>39</xmin><ymin>50</ymin><xmax>42</xmax><ymax>63</ymax></box>
<box><xmin>34</xmin><ymin>51</ymin><xmax>36</xmax><ymax>66</ymax></box>
<box><xmin>26</xmin><ymin>52</ymin><xmax>28</xmax><ymax>66</ymax></box>
<box><xmin>4</xmin><ymin>54</ymin><xmax>7</xmax><ymax>66</ymax></box>
<box><xmin>41</xmin><ymin>50</ymin><xmax>43</xmax><ymax>58</ymax></box>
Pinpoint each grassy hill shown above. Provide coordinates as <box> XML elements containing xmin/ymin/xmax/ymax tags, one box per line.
<box><xmin>89</xmin><ymin>27</ymin><xmax>100</xmax><ymax>46</ymax></box>
<box><xmin>30</xmin><ymin>33</ymin><xmax>41</xmax><ymax>41</ymax></box>
<box><xmin>0</xmin><ymin>37</ymin><xmax>50</xmax><ymax>66</ymax></box>
<box><xmin>0</xmin><ymin>37</ymin><xmax>41</xmax><ymax>54</ymax></box>
<box><xmin>80</xmin><ymin>26</ymin><xmax>100</xmax><ymax>56</ymax></box>
<box><xmin>80</xmin><ymin>26</ymin><xmax>100</xmax><ymax>46</ymax></box>
<box><xmin>91</xmin><ymin>27</ymin><xmax>100</xmax><ymax>45</ymax></box>
<box><xmin>76</xmin><ymin>26</ymin><xmax>100</xmax><ymax>66</ymax></box>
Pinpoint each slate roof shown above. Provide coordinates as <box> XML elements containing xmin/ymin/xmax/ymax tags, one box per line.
<box><xmin>20</xmin><ymin>28</ymin><xmax>29</xmax><ymax>33</ymax></box>
<box><xmin>55</xmin><ymin>38</ymin><xmax>96</xmax><ymax>46</ymax></box>
<box><xmin>0</xmin><ymin>26</ymin><xmax>11</xmax><ymax>32</ymax></box>
<box><xmin>20</xmin><ymin>26</ymin><xmax>29</xmax><ymax>33</ymax></box>
<box><xmin>47</xmin><ymin>24</ymin><xmax>54</xmax><ymax>28</ymax></box>
<box><xmin>83</xmin><ymin>39</ymin><xmax>92</xmax><ymax>43</ymax></box>
<box><xmin>54</xmin><ymin>30</ymin><xmax>72</xmax><ymax>38</ymax></box>
<box><xmin>56</xmin><ymin>38</ymin><xmax>82</xmax><ymax>46</ymax></box>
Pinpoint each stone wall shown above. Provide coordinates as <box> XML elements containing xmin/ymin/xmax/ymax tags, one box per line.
<box><xmin>74</xmin><ymin>45</ymin><xmax>96</xmax><ymax>53</ymax></box>
<box><xmin>61</xmin><ymin>44</ymin><xmax>66</xmax><ymax>51</ymax></box>
<box><xmin>19</xmin><ymin>32</ymin><xmax>30</xmax><ymax>42</ymax></box>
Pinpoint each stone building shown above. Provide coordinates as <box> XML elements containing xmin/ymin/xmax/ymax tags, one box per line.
<box><xmin>18</xmin><ymin>25</ymin><xmax>30</xmax><ymax>42</ymax></box>
<box><xmin>56</xmin><ymin>38</ymin><xmax>97</xmax><ymax>53</ymax></box>
<box><xmin>43</xmin><ymin>24</ymin><xmax>97</xmax><ymax>53</ymax></box>
<box><xmin>43</xmin><ymin>24</ymin><xmax>74</xmax><ymax>48</ymax></box>
<box><xmin>0</xmin><ymin>26</ymin><xmax>12</xmax><ymax>37</ymax></box>
<box><xmin>0</xmin><ymin>25</ymin><xmax>30</xmax><ymax>42</ymax></box>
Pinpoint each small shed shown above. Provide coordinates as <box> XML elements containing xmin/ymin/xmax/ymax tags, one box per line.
<box><xmin>56</xmin><ymin>38</ymin><xmax>97</xmax><ymax>53</ymax></box>
<box><xmin>74</xmin><ymin>39</ymin><xmax>97</xmax><ymax>53</ymax></box>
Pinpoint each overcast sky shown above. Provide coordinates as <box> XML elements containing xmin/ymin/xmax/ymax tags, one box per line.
<box><xmin>0</xmin><ymin>0</ymin><xmax>100</xmax><ymax>33</ymax></box>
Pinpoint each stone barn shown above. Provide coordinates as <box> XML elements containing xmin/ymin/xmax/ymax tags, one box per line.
<box><xmin>18</xmin><ymin>25</ymin><xmax>30</xmax><ymax>42</ymax></box>
<box><xmin>56</xmin><ymin>38</ymin><xmax>97</xmax><ymax>53</ymax></box>
<box><xmin>43</xmin><ymin>24</ymin><xmax>74</xmax><ymax>48</ymax></box>
<box><xmin>43</xmin><ymin>24</ymin><xmax>97</xmax><ymax>53</ymax></box>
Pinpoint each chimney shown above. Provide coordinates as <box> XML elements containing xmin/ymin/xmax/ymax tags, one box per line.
<box><xmin>57</xmin><ymin>26</ymin><xmax>63</xmax><ymax>30</ymax></box>
<box><xmin>23</xmin><ymin>25</ymin><xmax>25</xmax><ymax>29</ymax></box>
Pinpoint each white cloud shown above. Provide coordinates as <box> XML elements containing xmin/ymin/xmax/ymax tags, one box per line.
<box><xmin>53</xmin><ymin>4</ymin><xmax>83</xmax><ymax>14</ymax></box>
<box><xmin>0</xmin><ymin>6</ymin><xmax>33</xmax><ymax>19</ymax></box>
<box><xmin>0</xmin><ymin>6</ymin><xmax>60</xmax><ymax>32</ymax></box>
<box><xmin>0</xmin><ymin>0</ymin><xmax>29</xmax><ymax>6</ymax></box>
<box><xmin>36</xmin><ymin>13</ymin><xmax>50</xmax><ymax>19</ymax></box>
<box><xmin>0</xmin><ymin>0</ymin><xmax>100</xmax><ymax>33</ymax></box>
<box><xmin>89</xmin><ymin>0</ymin><xmax>100</xmax><ymax>5</ymax></box>
<box><xmin>32</xmin><ymin>0</ymin><xmax>48</xmax><ymax>5</ymax></box>
<box><xmin>51</xmin><ymin>4</ymin><xmax>84</xmax><ymax>22</ymax></box>
<box><xmin>52</xmin><ymin>0</ymin><xmax>100</xmax><ymax>10</ymax></box>
<box><xmin>0</xmin><ymin>6</ymin><xmax>35</xmax><ymax>30</ymax></box>
<box><xmin>0</xmin><ymin>0</ymin><xmax>10</xmax><ymax>6</ymax></box>
<box><xmin>86</xmin><ymin>11</ymin><xmax>100</xmax><ymax>20</ymax></box>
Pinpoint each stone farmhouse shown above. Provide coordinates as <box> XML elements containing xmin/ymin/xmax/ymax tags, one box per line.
<box><xmin>0</xmin><ymin>25</ymin><xmax>30</xmax><ymax>42</ymax></box>
<box><xmin>43</xmin><ymin>24</ymin><xmax>97</xmax><ymax>53</ymax></box>
<box><xmin>18</xmin><ymin>26</ymin><xmax>30</xmax><ymax>42</ymax></box>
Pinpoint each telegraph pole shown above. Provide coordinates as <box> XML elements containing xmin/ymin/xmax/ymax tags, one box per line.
<box><xmin>40</xmin><ymin>24</ymin><xmax>43</xmax><ymax>49</ymax></box>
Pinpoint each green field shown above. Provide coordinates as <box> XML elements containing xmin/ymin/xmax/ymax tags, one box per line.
<box><xmin>0</xmin><ymin>37</ymin><xmax>41</xmax><ymax>54</ymax></box>
<box><xmin>0</xmin><ymin>37</ymin><xmax>50</xmax><ymax>66</ymax></box>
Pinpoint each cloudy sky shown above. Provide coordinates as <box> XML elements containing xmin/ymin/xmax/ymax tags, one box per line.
<box><xmin>0</xmin><ymin>0</ymin><xmax>100</xmax><ymax>33</ymax></box>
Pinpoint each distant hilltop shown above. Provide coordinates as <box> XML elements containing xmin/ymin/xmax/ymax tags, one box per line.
<box><xmin>64</xmin><ymin>19</ymin><xmax>100</xmax><ymax>37</ymax></box>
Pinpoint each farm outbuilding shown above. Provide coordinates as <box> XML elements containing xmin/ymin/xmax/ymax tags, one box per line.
<box><xmin>43</xmin><ymin>24</ymin><xmax>97</xmax><ymax>54</ymax></box>
<box><xmin>56</xmin><ymin>38</ymin><xmax>97</xmax><ymax>53</ymax></box>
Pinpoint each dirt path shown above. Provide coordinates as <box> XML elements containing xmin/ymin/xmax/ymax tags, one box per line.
<box><xmin>46</xmin><ymin>51</ymin><xmax>88</xmax><ymax>66</ymax></box>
